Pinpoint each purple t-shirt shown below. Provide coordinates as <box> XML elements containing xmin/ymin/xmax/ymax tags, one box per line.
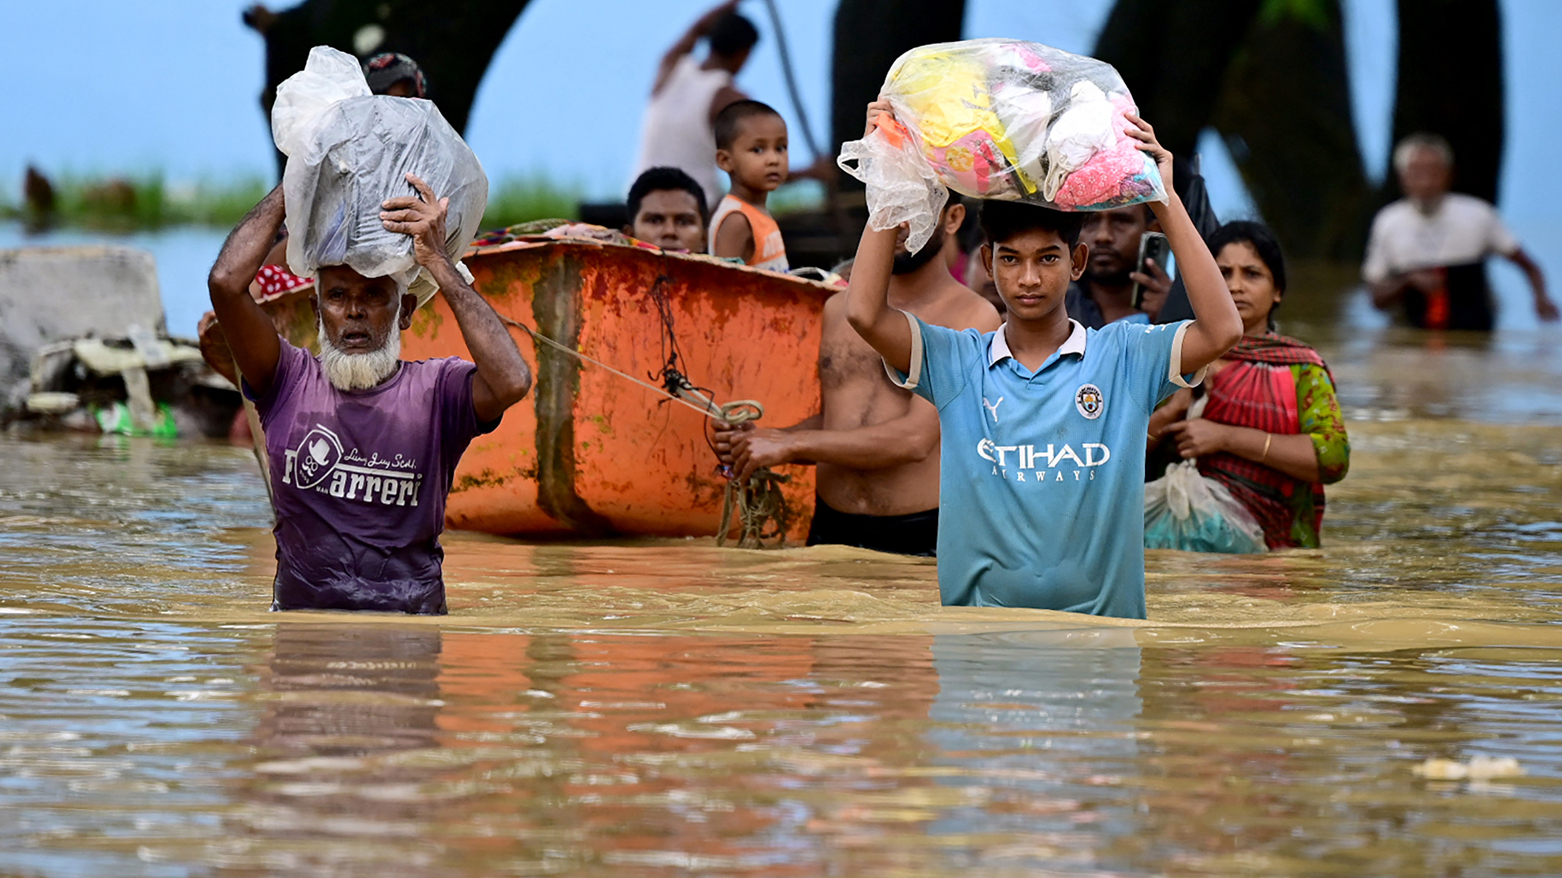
<box><xmin>248</xmin><ymin>340</ymin><xmax>494</xmax><ymax>614</ymax></box>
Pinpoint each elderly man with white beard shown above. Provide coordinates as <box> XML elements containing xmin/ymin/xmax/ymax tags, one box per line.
<box><xmin>207</xmin><ymin>175</ymin><xmax>532</xmax><ymax>614</ymax></box>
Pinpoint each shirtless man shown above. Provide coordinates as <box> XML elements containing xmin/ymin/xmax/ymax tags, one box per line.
<box><xmin>714</xmin><ymin>193</ymin><xmax>1000</xmax><ymax>555</ymax></box>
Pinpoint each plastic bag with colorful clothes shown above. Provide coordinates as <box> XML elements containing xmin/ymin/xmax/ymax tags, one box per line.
<box><xmin>837</xmin><ymin>38</ymin><xmax>1167</xmax><ymax>251</ymax></box>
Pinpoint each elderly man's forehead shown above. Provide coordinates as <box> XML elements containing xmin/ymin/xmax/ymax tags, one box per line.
<box><xmin>318</xmin><ymin>266</ymin><xmax>396</xmax><ymax>287</ymax></box>
<box><xmin>1409</xmin><ymin>146</ymin><xmax>1451</xmax><ymax>166</ymax></box>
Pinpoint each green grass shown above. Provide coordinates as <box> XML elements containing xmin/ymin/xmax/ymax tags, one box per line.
<box><xmin>0</xmin><ymin>174</ymin><xmax>272</xmax><ymax>231</ymax></box>
<box><xmin>0</xmin><ymin>171</ymin><xmax>587</xmax><ymax>233</ymax></box>
<box><xmin>0</xmin><ymin>172</ymin><xmax>835</xmax><ymax>234</ymax></box>
<box><xmin>478</xmin><ymin>174</ymin><xmax>583</xmax><ymax>230</ymax></box>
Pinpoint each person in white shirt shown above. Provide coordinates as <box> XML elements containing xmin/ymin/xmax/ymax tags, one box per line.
<box><xmin>630</xmin><ymin>1</ymin><xmax>757</xmax><ymax>210</ymax></box>
<box><xmin>1363</xmin><ymin>133</ymin><xmax>1556</xmax><ymax>330</ymax></box>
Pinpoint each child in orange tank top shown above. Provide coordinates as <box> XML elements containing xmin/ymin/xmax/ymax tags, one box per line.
<box><xmin>710</xmin><ymin>100</ymin><xmax>790</xmax><ymax>273</ymax></box>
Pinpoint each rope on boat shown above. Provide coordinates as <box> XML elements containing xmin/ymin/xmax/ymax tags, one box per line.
<box><xmin>499</xmin><ymin>315</ymin><xmax>790</xmax><ymax>549</ymax></box>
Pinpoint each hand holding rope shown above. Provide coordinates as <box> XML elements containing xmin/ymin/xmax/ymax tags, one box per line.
<box><xmin>501</xmin><ymin>315</ymin><xmax>790</xmax><ymax>548</ymax></box>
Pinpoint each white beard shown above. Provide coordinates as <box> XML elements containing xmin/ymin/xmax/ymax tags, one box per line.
<box><xmin>318</xmin><ymin>311</ymin><xmax>402</xmax><ymax>391</ymax></box>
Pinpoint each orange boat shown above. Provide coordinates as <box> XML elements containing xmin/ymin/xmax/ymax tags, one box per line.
<box><xmin>262</xmin><ymin>237</ymin><xmax>832</xmax><ymax>541</ymax></box>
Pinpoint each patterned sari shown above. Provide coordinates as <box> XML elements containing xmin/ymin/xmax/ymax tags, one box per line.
<box><xmin>1196</xmin><ymin>334</ymin><xmax>1350</xmax><ymax>549</ymax></box>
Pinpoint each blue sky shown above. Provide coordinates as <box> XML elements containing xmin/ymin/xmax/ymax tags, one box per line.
<box><xmin>5</xmin><ymin>0</ymin><xmax>1561</xmax><ymax>338</ymax></box>
<box><xmin>7</xmin><ymin>0</ymin><xmax>1557</xmax><ymax>222</ymax></box>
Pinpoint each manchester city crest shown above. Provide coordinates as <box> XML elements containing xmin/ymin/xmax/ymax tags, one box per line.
<box><xmin>1075</xmin><ymin>384</ymin><xmax>1104</xmax><ymax>420</ymax></box>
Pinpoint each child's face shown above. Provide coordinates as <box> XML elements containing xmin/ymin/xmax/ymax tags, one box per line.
<box><xmin>717</xmin><ymin>114</ymin><xmax>788</xmax><ymax>193</ymax></box>
<box><xmin>981</xmin><ymin>229</ymin><xmax>1087</xmax><ymax>323</ymax></box>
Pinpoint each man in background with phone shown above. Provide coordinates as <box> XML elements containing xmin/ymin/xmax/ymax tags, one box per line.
<box><xmin>1065</xmin><ymin>205</ymin><xmax>1173</xmax><ymax>327</ymax></box>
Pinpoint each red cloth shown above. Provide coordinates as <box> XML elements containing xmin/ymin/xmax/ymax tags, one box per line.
<box><xmin>1222</xmin><ymin>332</ymin><xmax>1326</xmax><ymax>369</ymax></box>
<box><xmin>254</xmin><ymin>264</ymin><xmax>313</xmax><ymax>301</ymax></box>
<box><xmin>1196</xmin><ymin>334</ymin><xmax>1326</xmax><ymax>548</ymax></box>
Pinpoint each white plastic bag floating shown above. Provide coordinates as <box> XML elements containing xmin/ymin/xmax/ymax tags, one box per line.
<box><xmin>1144</xmin><ymin>460</ymin><xmax>1267</xmax><ymax>554</ymax></box>
<box><xmin>837</xmin><ymin>38</ymin><xmax>1167</xmax><ymax>252</ymax></box>
<box><xmin>271</xmin><ymin>46</ymin><xmax>488</xmax><ymax>305</ymax></box>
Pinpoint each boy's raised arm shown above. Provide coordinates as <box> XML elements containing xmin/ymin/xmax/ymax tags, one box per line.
<box><xmin>1127</xmin><ymin>116</ymin><xmax>1242</xmax><ymax>374</ymax></box>
<box><xmin>844</xmin><ymin>99</ymin><xmax>915</xmax><ymax>374</ymax></box>
<box><xmin>845</xmin><ymin>224</ymin><xmax>914</xmax><ymax>375</ymax></box>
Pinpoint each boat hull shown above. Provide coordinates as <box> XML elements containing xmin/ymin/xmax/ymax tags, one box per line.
<box><xmin>387</xmin><ymin>240</ymin><xmax>828</xmax><ymax>539</ymax></box>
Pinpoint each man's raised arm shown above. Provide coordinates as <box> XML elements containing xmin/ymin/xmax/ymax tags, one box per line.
<box><xmin>381</xmin><ymin>173</ymin><xmax>532</xmax><ymax>423</ymax></box>
<box><xmin>653</xmin><ymin>0</ymin><xmax>738</xmax><ymax>95</ymax></box>
<box><xmin>207</xmin><ymin>185</ymin><xmax>286</xmax><ymax>399</ymax></box>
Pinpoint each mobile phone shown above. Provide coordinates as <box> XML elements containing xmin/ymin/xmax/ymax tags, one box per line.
<box><xmin>1131</xmin><ymin>231</ymin><xmax>1170</xmax><ymax>310</ymax></box>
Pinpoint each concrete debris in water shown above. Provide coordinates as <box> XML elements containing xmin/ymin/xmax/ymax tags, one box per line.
<box><xmin>2</xmin><ymin>246</ymin><xmax>243</xmax><ymax>438</ymax></box>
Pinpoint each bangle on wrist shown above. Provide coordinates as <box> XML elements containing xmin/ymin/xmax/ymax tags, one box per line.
<box><xmin>1260</xmin><ymin>432</ymin><xmax>1272</xmax><ymax>462</ymax></box>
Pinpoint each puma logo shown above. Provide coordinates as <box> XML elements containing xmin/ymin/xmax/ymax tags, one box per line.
<box><xmin>982</xmin><ymin>396</ymin><xmax>1004</xmax><ymax>423</ymax></box>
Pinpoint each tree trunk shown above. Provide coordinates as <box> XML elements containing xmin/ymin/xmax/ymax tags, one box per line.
<box><xmin>1387</xmin><ymin>0</ymin><xmax>1504</xmax><ymax>203</ymax></box>
<box><xmin>1093</xmin><ymin>0</ymin><xmax>1504</xmax><ymax>262</ymax></box>
<box><xmin>1211</xmin><ymin>1</ymin><xmax>1371</xmax><ymax>260</ymax></box>
<box><xmin>1092</xmin><ymin>0</ymin><xmax>1263</xmax><ymax>157</ymax></box>
<box><xmin>250</xmin><ymin>0</ymin><xmax>532</xmax><ymax>175</ymax></box>
<box><xmin>829</xmin><ymin>0</ymin><xmax>967</xmax><ymax>185</ymax></box>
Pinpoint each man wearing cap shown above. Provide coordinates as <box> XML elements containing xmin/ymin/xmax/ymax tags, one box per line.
<box><xmin>363</xmin><ymin>52</ymin><xmax>428</xmax><ymax>98</ymax></box>
<box><xmin>207</xmin><ymin>174</ymin><xmax>532</xmax><ymax>614</ymax></box>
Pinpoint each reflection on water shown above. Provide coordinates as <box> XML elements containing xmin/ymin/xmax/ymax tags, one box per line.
<box><xmin>3</xmin><ymin>330</ymin><xmax>1562</xmax><ymax>875</ymax></box>
<box><xmin>925</xmin><ymin>631</ymin><xmax>1144</xmax><ymax>875</ymax></box>
<box><xmin>232</xmin><ymin>624</ymin><xmax>448</xmax><ymax>873</ymax></box>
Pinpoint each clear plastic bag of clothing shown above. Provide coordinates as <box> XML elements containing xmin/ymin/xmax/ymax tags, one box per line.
<box><xmin>271</xmin><ymin>46</ymin><xmax>488</xmax><ymax>298</ymax></box>
<box><xmin>837</xmin><ymin>38</ymin><xmax>1167</xmax><ymax>251</ymax></box>
<box><xmin>1144</xmin><ymin>460</ymin><xmax>1267</xmax><ymax>554</ymax></box>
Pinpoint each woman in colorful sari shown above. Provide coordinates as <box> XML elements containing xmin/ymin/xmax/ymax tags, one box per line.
<box><xmin>1148</xmin><ymin>221</ymin><xmax>1350</xmax><ymax>549</ymax></box>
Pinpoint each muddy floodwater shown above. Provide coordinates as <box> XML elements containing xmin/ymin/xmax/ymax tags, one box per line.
<box><xmin>4</xmin><ymin>320</ymin><xmax>1562</xmax><ymax>877</ymax></box>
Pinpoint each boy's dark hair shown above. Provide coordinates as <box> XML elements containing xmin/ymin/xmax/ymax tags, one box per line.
<box><xmin>627</xmin><ymin>167</ymin><xmax>708</xmax><ymax>224</ymax></box>
<box><xmin>1206</xmin><ymin>220</ymin><xmax>1287</xmax><ymax>292</ymax></box>
<box><xmin>708</xmin><ymin>12</ymin><xmax>759</xmax><ymax>57</ymax></box>
<box><xmin>713</xmin><ymin>99</ymin><xmax>783</xmax><ymax>150</ymax></box>
<box><xmin>978</xmin><ymin>200</ymin><xmax>1086</xmax><ymax>249</ymax></box>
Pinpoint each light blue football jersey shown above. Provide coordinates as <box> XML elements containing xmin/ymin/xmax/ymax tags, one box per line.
<box><xmin>891</xmin><ymin>315</ymin><xmax>1203</xmax><ymax>618</ymax></box>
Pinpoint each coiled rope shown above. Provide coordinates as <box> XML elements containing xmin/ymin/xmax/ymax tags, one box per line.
<box><xmin>499</xmin><ymin>315</ymin><xmax>790</xmax><ymax>548</ymax></box>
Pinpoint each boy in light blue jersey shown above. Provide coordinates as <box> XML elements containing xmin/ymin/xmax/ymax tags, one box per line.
<box><xmin>846</xmin><ymin>101</ymin><xmax>1243</xmax><ymax>618</ymax></box>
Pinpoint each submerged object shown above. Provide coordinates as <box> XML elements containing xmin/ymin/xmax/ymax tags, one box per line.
<box><xmin>258</xmin><ymin>236</ymin><xmax>829</xmax><ymax>540</ymax></box>
<box><xmin>1413</xmin><ymin>756</ymin><xmax>1525</xmax><ymax>781</ymax></box>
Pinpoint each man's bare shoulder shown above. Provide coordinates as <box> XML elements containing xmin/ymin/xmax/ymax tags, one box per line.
<box><xmin>913</xmin><ymin>279</ymin><xmax>1001</xmax><ymax>332</ymax></box>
